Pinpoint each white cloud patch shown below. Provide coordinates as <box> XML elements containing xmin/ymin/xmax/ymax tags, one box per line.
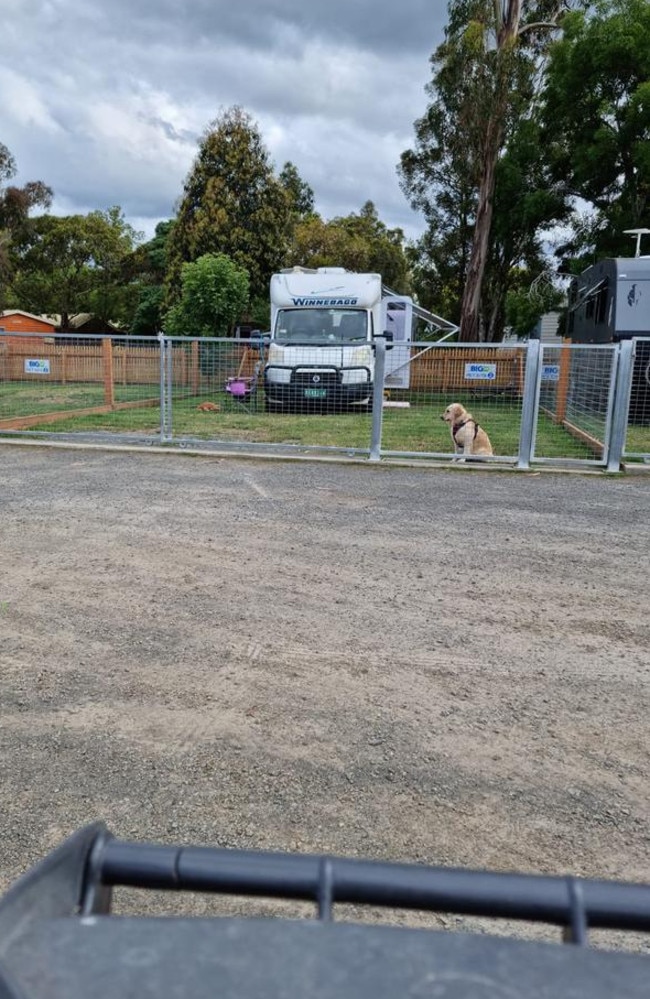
<box><xmin>3</xmin><ymin>0</ymin><xmax>446</xmax><ymax>243</ymax></box>
<box><xmin>0</xmin><ymin>68</ymin><xmax>63</xmax><ymax>134</ymax></box>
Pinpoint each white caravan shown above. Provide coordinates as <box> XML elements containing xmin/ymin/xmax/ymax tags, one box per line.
<box><xmin>264</xmin><ymin>267</ymin><xmax>414</xmax><ymax>410</ymax></box>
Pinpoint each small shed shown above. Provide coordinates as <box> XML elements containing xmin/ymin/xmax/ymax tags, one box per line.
<box><xmin>0</xmin><ymin>311</ymin><xmax>58</xmax><ymax>346</ymax></box>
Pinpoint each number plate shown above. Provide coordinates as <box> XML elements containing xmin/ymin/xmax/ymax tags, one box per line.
<box><xmin>304</xmin><ymin>388</ymin><xmax>327</xmax><ymax>399</ymax></box>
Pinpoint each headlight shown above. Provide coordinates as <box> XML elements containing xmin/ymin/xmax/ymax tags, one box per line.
<box><xmin>352</xmin><ymin>346</ymin><xmax>372</xmax><ymax>364</ymax></box>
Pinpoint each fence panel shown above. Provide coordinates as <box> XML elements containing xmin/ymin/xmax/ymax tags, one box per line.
<box><xmin>531</xmin><ymin>345</ymin><xmax>617</xmax><ymax>465</ymax></box>
<box><xmin>165</xmin><ymin>337</ymin><xmax>374</xmax><ymax>455</ymax></box>
<box><xmin>623</xmin><ymin>338</ymin><xmax>650</xmax><ymax>463</ymax></box>
<box><xmin>378</xmin><ymin>342</ymin><xmax>526</xmax><ymax>461</ymax></box>
<box><xmin>1</xmin><ymin>331</ymin><xmax>643</xmax><ymax>470</ymax></box>
<box><xmin>0</xmin><ymin>333</ymin><xmax>162</xmax><ymax>438</ymax></box>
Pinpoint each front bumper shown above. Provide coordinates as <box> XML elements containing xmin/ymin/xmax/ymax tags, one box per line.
<box><xmin>264</xmin><ymin>365</ymin><xmax>372</xmax><ymax>408</ymax></box>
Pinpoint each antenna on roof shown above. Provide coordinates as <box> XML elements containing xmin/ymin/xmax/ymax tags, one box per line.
<box><xmin>623</xmin><ymin>228</ymin><xmax>650</xmax><ymax>257</ymax></box>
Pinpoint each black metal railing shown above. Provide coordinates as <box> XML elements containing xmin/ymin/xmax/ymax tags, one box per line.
<box><xmin>80</xmin><ymin>832</ymin><xmax>650</xmax><ymax>947</ymax></box>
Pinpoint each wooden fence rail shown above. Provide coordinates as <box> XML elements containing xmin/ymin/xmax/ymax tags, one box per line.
<box><xmin>408</xmin><ymin>346</ymin><xmax>524</xmax><ymax>394</ymax></box>
<box><xmin>0</xmin><ymin>339</ymin><xmax>526</xmax><ymax>396</ymax></box>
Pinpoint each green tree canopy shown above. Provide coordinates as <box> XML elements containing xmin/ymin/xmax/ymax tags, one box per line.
<box><xmin>287</xmin><ymin>202</ymin><xmax>411</xmax><ymax>292</ymax></box>
<box><xmin>163</xmin><ymin>253</ymin><xmax>250</xmax><ymax>337</ymax></box>
<box><xmin>279</xmin><ymin>161</ymin><xmax>315</xmax><ymax>218</ymax></box>
<box><xmin>166</xmin><ymin>107</ymin><xmax>291</xmax><ymax>303</ymax></box>
<box><xmin>401</xmin><ymin>0</ymin><xmax>566</xmax><ymax>340</ymax></box>
<box><xmin>11</xmin><ymin>207</ymin><xmax>140</xmax><ymax>327</ymax></box>
<box><xmin>127</xmin><ymin>219</ymin><xmax>174</xmax><ymax>334</ymax></box>
<box><xmin>0</xmin><ymin>143</ymin><xmax>52</xmax><ymax>307</ymax></box>
<box><xmin>542</xmin><ymin>0</ymin><xmax>650</xmax><ymax>261</ymax></box>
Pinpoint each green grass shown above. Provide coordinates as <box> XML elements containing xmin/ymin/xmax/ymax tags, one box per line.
<box><xmin>7</xmin><ymin>385</ymin><xmax>599</xmax><ymax>459</ymax></box>
<box><xmin>0</xmin><ymin>381</ymin><xmax>153</xmax><ymax>417</ymax></box>
<box><xmin>382</xmin><ymin>401</ymin><xmax>521</xmax><ymax>454</ymax></box>
<box><xmin>625</xmin><ymin>424</ymin><xmax>650</xmax><ymax>455</ymax></box>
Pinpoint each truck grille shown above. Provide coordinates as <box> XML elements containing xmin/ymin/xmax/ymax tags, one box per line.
<box><xmin>291</xmin><ymin>370</ymin><xmax>341</xmax><ymax>389</ymax></box>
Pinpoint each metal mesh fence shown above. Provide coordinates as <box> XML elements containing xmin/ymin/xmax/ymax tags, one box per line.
<box><xmin>532</xmin><ymin>345</ymin><xmax>617</xmax><ymax>464</ymax></box>
<box><xmin>165</xmin><ymin>337</ymin><xmax>374</xmax><ymax>454</ymax></box>
<box><xmin>379</xmin><ymin>342</ymin><xmax>526</xmax><ymax>460</ymax></box>
<box><xmin>0</xmin><ymin>333</ymin><xmax>161</xmax><ymax>438</ymax></box>
<box><xmin>1</xmin><ymin>331</ymin><xmax>645</xmax><ymax>470</ymax></box>
<box><xmin>623</xmin><ymin>338</ymin><xmax>650</xmax><ymax>461</ymax></box>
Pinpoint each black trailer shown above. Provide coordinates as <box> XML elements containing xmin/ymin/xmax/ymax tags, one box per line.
<box><xmin>568</xmin><ymin>257</ymin><xmax>650</xmax><ymax>344</ymax></box>
<box><xmin>568</xmin><ymin>258</ymin><xmax>650</xmax><ymax>424</ymax></box>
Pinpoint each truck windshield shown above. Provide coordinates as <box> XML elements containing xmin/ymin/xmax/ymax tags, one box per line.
<box><xmin>275</xmin><ymin>309</ymin><xmax>368</xmax><ymax>343</ymax></box>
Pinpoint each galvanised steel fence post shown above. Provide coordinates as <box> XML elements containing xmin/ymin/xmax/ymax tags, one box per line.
<box><xmin>369</xmin><ymin>335</ymin><xmax>387</xmax><ymax>462</ymax></box>
<box><xmin>606</xmin><ymin>338</ymin><xmax>634</xmax><ymax>473</ymax></box>
<box><xmin>157</xmin><ymin>333</ymin><xmax>166</xmax><ymax>443</ymax></box>
<box><xmin>157</xmin><ymin>333</ymin><xmax>172</xmax><ymax>443</ymax></box>
<box><xmin>166</xmin><ymin>336</ymin><xmax>173</xmax><ymax>441</ymax></box>
<box><xmin>517</xmin><ymin>338</ymin><xmax>541</xmax><ymax>470</ymax></box>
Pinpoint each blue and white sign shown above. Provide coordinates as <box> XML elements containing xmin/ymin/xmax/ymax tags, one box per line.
<box><xmin>464</xmin><ymin>362</ymin><xmax>496</xmax><ymax>381</ymax></box>
<box><xmin>541</xmin><ymin>364</ymin><xmax>560</xmax><ymax>382</ymax></box>
<box><xmin>24</xmin><ymin>359</ymin><xmax>51</xmax><ymax>375</ymax></box>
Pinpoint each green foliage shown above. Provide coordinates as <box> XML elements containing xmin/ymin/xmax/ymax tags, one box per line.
<box><xmin>279</xmin><ymin>161</ymin><xmax>315</xmax><ymax>218</ymax></box>
<box><xmin>166</xmin><ymin>107</ymin><xmax>291</xmax><ymax>303</ymax></box>
<box><xmin>11</xmin><ymin>207</ymin><xmax>140</xmax><ymax>325</ymax></box>
<box><xmin>130</xmin><ymin>220</ymin><xmax>174</xmax><ymax>281</ymax></box>
<box><xmin>542</xmin><ymin>0</ymin><xmax>650</xmax><ymax>259</ymax></box>
<box><xmin>0</xmin><ymin>142</ymin><xmax>52</xmax><ymax>307</ymax></box>
<box><xmin>400</xmin><ymin>0</ymin><xmax>568</xmax><ymax>340</ymax></box>
<box><xmin>247</xmin><ymin>295</ymin><xmax>271</xmax><ymax>331</ymax></box>
<box><xmin>131</xmin><ymin>286</ymin><xmax>165</xmax><ymax>335</ymax></box>
<box><xmin>127</xmin><ymin>220</ymin><xmax>174</xmax><ymax>334</ymax></box>
<box><xmin>163</xmin><ymin>253</ymin><xmax>250</xmax><ymax>337</ymax></box>
<box><xmin>288</xmin><ymin>202</ymin><xmax>411</xmax><ymax>291</ymax></box>
<box><xmin>505</xmin><ymin>279</ymin><xmax>564</xmax><ymax>338</ymax></box>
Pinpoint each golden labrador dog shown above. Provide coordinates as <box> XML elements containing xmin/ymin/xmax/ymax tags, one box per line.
<box><xmin>441</xmin><ymin>402</ymin><xmax>493</xmax><ymax>460</ymax></box>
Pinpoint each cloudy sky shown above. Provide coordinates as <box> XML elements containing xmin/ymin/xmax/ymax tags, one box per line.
<box><xmin>1</xmin><ymin>0</ymin><xmax>448</xmax><ymax>245</ymax></box>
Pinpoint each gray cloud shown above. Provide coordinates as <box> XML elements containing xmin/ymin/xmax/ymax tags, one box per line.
<box><xmin>2</xmin><ymin>0</ymin><xmax>447</xmax><ymax>242</ymax></box>
<box><xmin>34</xmin><ymin>0</ymin><xmax>441</xmax><ymax>55</ymax></box>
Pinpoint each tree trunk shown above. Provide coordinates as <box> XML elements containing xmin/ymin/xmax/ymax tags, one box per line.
<box><xmin>458</xmin><ymin>0</ymin><xmax>522</xmax><ymax>342</ymax></box>
<box><xmin>459</xmin><ymin>125</ymin><xmax>501</xmax><ymax>341</ymax></box>
<box><xmin>487</xmin><ymin>293</ymin><xmax>506</xmax><ymax>342</ymax></box>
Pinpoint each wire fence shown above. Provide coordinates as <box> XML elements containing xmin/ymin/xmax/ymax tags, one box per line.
<box><xmin>532</xmin><ymin>345</ymin><xmax>617</xmax><ymax>465</ymax></box>
<box><xmin>1</xmin><ymin>331</ymin><xmax>648</xmax><ymax>470</ymax></box>
<box><xmin>0</xmin><ymin>334</ymin><xmax>161</xmax><ymax>437</ymax></box>
<box><xmin>623</xmin><ymin>338</ymin><xmax>650</xmax><ymax>462</ymax></box>
<box><xmin>162</xmin><ymin>337</ymin><xmax>374</xmax><ymax>454</ymax></box>
<box><xmin>379</xmin><ymin>342</ymin><xmax>525</xmax><ymax>461</ymax></box>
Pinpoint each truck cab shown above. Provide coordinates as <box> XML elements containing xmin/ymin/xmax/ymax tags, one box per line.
<box><xmin>264</xmin><ymin>268</ymin><xmax>382</xmax><ymax>411</ymax></box>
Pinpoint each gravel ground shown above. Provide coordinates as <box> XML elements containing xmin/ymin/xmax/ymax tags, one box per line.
<box><xmin>0</xmin><ymin>445</ymin><xmax>648</xmax><ymax>949</ymax></box>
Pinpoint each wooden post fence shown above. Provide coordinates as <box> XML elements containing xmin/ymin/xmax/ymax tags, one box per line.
<box><xmin>102</xmin><ymin>338</ymin><xmax>115</xmax><ymax>407</ymax></box>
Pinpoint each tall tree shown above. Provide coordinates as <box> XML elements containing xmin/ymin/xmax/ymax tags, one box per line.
<box><xmin>167</xmin><ymin>107</ymin><xmax>291</xmax><ymax>303</ymax></box>
<box><xmin>402</xmin><ymin>0</ymin><xmax>566</xmax><ymax>340</ymax></box>
<box><xmin>0</xmin><ymin>143</ymin><xmax>52</xmax><ymax>307</ymax></box>
<box><xmin>482</xmin><ymin>115</ymin><xmax>569</xmax><ymax>339</ymax></box>
<box><xmin>542</xmin><ymin>0</ymin><xmax>650</xmax><ymax>261</ymax></box>
<box><xmin>12</xmin><ymin>208</ymin><xmax>140</xmax><ymax>327</ymax></box>
<box><xmin>399</xmin><ymin>70</ymin><xmax>476</xmax><ymax>322</ymax></box>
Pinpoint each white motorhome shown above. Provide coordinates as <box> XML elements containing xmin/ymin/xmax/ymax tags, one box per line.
<box><xmin>264</xmin><ymin>267</ymin><xmax>410</xmax><ymax>410</ymax></box>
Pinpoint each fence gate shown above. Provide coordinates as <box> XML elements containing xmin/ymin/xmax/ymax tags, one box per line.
<box><xmin>622</xmin><ymin>338</ymin><xmax>650</xmax><ymax>463</ymax></box>
<box><xmin>531</xmin><ymin>344</ymin><xmax>618</xmax><ymax>466</ymax></box>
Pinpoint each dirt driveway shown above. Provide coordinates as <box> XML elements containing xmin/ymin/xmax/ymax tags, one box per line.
<box><xmin>1</xmin><ymin>446</ymin><xmax>648</xmax><ymax>946</ymax></box>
